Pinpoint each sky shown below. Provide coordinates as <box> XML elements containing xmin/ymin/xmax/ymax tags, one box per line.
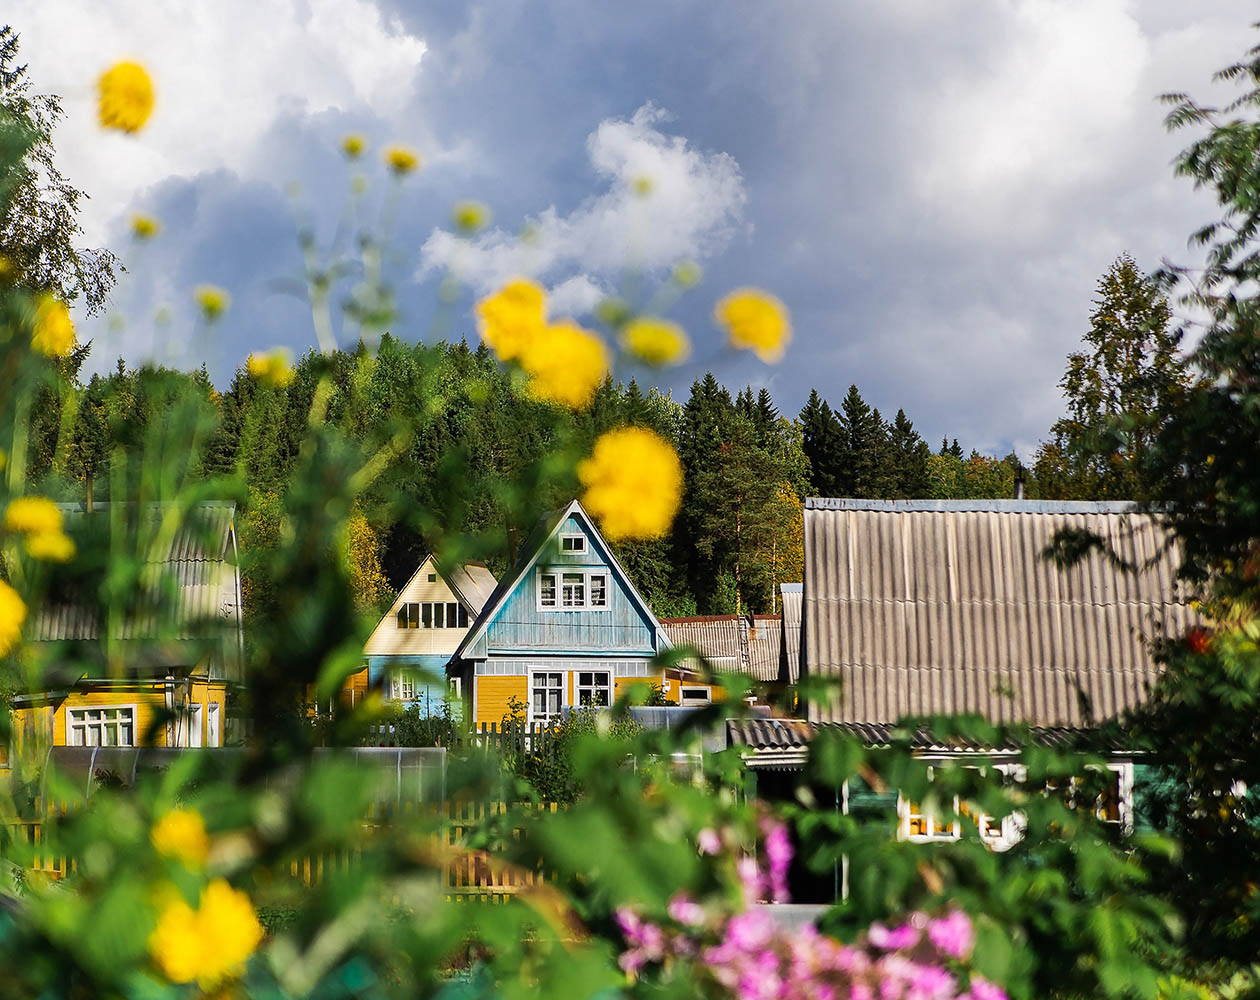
<box><xmin>7</xmin><ymin>0</ymin><xmax>1258</xmax><ymax>457</ymax></box>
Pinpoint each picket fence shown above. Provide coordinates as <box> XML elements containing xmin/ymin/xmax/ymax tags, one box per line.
<box><xmin>4</xmin><ymin>798</ymin><xmax>559</xmax><ymax>901</ymax></box>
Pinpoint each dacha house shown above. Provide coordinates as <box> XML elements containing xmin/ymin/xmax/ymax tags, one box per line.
<box><xmin>7</xmin><ymin>501</ymin><xmax>242</xmax><ymax>759</ymax></box>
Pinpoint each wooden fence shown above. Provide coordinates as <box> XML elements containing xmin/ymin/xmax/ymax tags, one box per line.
<box><xmin>362</xmin><ymin>721</ymin><xmax>564</xmax><ymax>759</ymax></box>
<box><xmin>4</xmin><ymin>799</ymin><xmax>559</xmax><ymax>900</ymax></box>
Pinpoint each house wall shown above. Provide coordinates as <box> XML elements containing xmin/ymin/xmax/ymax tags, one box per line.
<box><xmin>364</xmin><ymin>556</ymin><xmax>476</xmax><ymax>657</ymax></box>
<box><xmin>484</xmin><ymin>515</ymin><xmax>658</xmax><ymax>655</ymax></box>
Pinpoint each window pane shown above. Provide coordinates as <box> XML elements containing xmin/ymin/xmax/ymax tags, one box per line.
<box><xmin>458</xmin><ymin>605</ymin><xmax>468</xmax><ymax>627</ymax></box>
<box><xmin>590</xmin><ymin>575</ymin><xmax>607</xmax><ymax>607</ymax></box>
<box><xmin>421</xmin><ymin>603</ymin><xmax>432</xmax><ymax>628</ymax></box>
<box><xmin>447</xmin><ymin>603</ymin><xmax>458</xmax><ymax>627</ymax></box>
<box><xmin>540</xmin><ymin>573</ymin><xmax>556</xmax><ymax>606</ymax></box>
<box><xmin>433</xmin><ymin>603</ymin><xmax>445</xmax><ymax>628</ymax></box>
<box><xmin>397</xmin><ymin>607</ymin><xmax>408</xmax><ymax>628</ymax></box>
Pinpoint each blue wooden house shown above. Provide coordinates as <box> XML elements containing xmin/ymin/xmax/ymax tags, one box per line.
<box><xmin>449</xmin><ymin>500</ymin><xmax>714</xmax><ymax>727</ymax></box>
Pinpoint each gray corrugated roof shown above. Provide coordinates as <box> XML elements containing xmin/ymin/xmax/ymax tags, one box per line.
<box><xmin>805</xmin><ymin>498</ymin><xmax>1147</xmax><ymax>515</ymax></box>
<box><xmin>780</xmin><ymin>585</ymin><xmax>802</xmax><ymax>683</ymax></box>
<box><xmin>803</xmin><ymin>502</ymin><xmax>1196</xmax><ymax>727</ymax></box>
<box><xmin>32</xmin><ymin>502</ymin><xmax>240</xmax><ymax>644</ymax></box>
<box><xmin>726</xmin><ymin>718</ymin><xmax>1131</xmax><ymax>754</ymax></box>
<box><xmin>447</xmin><ymin>562</ymin><xmax>497</xmax><ymax>614</ymax></box>
<box><xmin>661</xmin><ymin>616</ymin><xmax>783</xmax><ymax>682</ymax></box>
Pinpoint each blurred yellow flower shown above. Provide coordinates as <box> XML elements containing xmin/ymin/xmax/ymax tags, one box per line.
<box><xmin>341</xmin><ymin>133</ymin><xmax>366</xmax><ymax>158</ymax></box>
<box><xmin>521</xmin><ymin>320</ymin><xmax>610</xmax><ymax>410</ymax></box>
<box><xmin>32</xmin><ymin>296</ymin><xmax>75</xmax><ymax>357</ymax></box>
<box><xmin>0</xmin><ymin>581</ymin><xmax>26</xmax><ymax>657</ymax></box>
<box><xmin>578</xmin><ymin>427</ymin><xmax>683</xmax><ymax>541</ymax></box>
<box><xmin>246</xmin><ymin>348</ymin><xmax>295</xmax><ymax>388</ymax></box>
<box><xmin>672</xmin><ymin>260</ymin><xmax>702</xmax><ymax>289</ymax></box>
<box><xmin>149</xmin><ymin>879</ymin><xmax>263</xmax><ymax>988</ymax></box>
<box><xmin>384</xmin><ymin>145</ymin><xmax>421</xmax><ymax>175</ymax></box>
<box><xmin>194</xmin><ymin>285</ymin><xmax>231</xmax><ymax>321</ymax></box>
<box><xmin>622</xmin><ymin>317</ymin><xmax>690</xmax><ymax>366</ymax></box>
<box><xmin>4</xmin><ymin>497</ymin><xmax>75</xmax><ymax>563</ymax></box>
<box><xmin>452</xmin><ymin>200</ymin><xmax>491</xmax><ymax>233</ymax></box>
<box><xmin>714</xmin><ymin>288</ymin><xmax>790</xmax><ymax>362</ymax></box>
<box><xmin>475</xmin><ymin>279</ymin><xmax>546</xmax><ymax>363</ymax></box>
<box><xmin>132</xmin><ymin>214</ymin><xmax>160</xmax><ymax>239</ymax></box>
<box><xmin>152</xmin><ymin>808</ymin><xmax>210</xmax><ymax>868</ymax></box>
<box><xmin>632</xmin><ymin>175</ymin><xmax>654</xmax><ymax>196</ymax></box>
<box><xmin>98</xmin><ymin>61</ymin><xmax>154</xmax><ymax>133</ymax></box>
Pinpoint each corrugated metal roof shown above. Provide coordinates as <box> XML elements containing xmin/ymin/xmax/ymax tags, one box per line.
<box><xmin>727</xmin><ymin>718</ymin><xmax>1132</xmax><ymax>754</ymax></box>
<box><xmin>32</xmin><ymin>502</ymin><xmax>240</xmax><ymax>643</ymax></box>
<box><xmin>451</xmin><ymin>563</ymin><xmax>498</xmax><ymax>613</ymax></box>
<box><xmin>803</xmin><ymin>502</ymin><xmax>1195</xmax><ymax>727</ymax></box>
<box><xmin>780</xmin><ymin>585</ymin><xmax>802</xmax><ymax>683</ymax></box>
<box><xmin>661</xmin><ymin>616</ymin><xmax>783</xmax><ymax>682</ymax></box>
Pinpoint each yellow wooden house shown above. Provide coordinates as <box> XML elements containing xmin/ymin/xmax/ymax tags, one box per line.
<box><xmin>7</xmin><ymin>501</ymin><xmax>242</xmax><ymax>761</ymax></box>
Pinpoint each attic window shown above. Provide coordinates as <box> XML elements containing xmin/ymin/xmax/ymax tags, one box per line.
<box><xmin>537</xmin><ymin>569</ymin><xmax>609</xmax><ymax>611</ymax></box>
<box><xmin>559</xmin><ymin>533</ymin><xmax>587</xmax><ymax>554</ymax></box>
<box><xmin>396</xmin><ymin>601</ymin><xmax>468</xmax><ymax>629</ymax></box>
<box><xmin>427</xmin><ymin>573</ymin><xmax>437</xmax><ymax>582</ymax></box>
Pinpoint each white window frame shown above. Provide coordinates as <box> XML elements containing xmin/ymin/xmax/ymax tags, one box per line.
<box><xmin>66</xmin><ymin>704</ymin><xmax>138</xmax><ymax>748</ymax></box>
<box><xmin>188</xmin><ymin>703</ymin><xmax>203</xmax><ymax>748</ymax></box>
<box><xmin>559</xmin><ymin>533</ymin><xmax>588</xmax><ymax>554</ymax></box>
<box><xmin>529</xmin><ymin>670</ymin><xmax>565</xmax><ymax>723</ymax></box>
<box><xmin>679</xmin><ymin>686</ymin><xmax>711</xmax><ymax>705</ymax></box>
<box><xmin>390</xmin><ymin>670</ymin><xmax>419</xmax><ymax>702</ymax></box>
<box><xmin>536</xmin><ymin>568</ymin><xmax>611</xmax><ymax>611</ymax></box>
<box><xmin>575</xmin><ymin>670</ymin><xmax>613</xmax><ymax>708</ymax></box>
<box><xmin>207</xmin><ymin>703</ymin><xmax>221</xmax><ymax>747</ymax></box>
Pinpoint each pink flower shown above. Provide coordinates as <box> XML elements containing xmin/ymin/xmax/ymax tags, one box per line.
<box><xmin>868</xmin><ymin>921</ymin><xmax>920</xmax><ymax>951</ymax></box>
<box><xmin>725</xmin><ymin>910</ymin><xmax>776</xmax><ymax>952</ymax></box>
<box><xmin>763</xmin><ymin>820</ymin><xmax>794</xmax><ymax>902</ymax></box>
<box><xmin>668</xmin><ymin>893</ymin><xmax>706</xmax><ymax>926</ymax></box>
<box><xmin>614</xmin><ymin>907</ymin><xmax>665</xmax><ymax>960</ymax></box>
<box><xmin>967</xmin><ymin>976</ymin><xmax>1008</xmax><ymax>1000</ymax></box>
<box><xmin>698</xmin><ymin>828</ymin><xmax>723</xmax><ymax>855</ymax></box>
<box><xmin>926</xmin><ymin>910</ymin><xmax>975</xmax><ymax>960</ymax></box>
<box><xmin>737</xmin><ymin>855</ymin><xmax>767</xmax><ymax>901</ymax></box>
<box><xmin>907</xmin><ymin>963</ymin><xmax>956</xmax><ymax>1000</ymax></box>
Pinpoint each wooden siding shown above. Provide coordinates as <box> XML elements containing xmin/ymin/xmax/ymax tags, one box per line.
<box><xmin>474</xmin><ymin>675</ymin><xmax>529</xmax><ymax>727</ymax></box>
<box><xmin>485</xmin><ymin>514</ymin><xmax>658</xmax><ymax>655</ymax></box>
<box><xmin>365</xmin><ymin>556</ymin><xmax>476</xmax><ymax>657</ymax></box>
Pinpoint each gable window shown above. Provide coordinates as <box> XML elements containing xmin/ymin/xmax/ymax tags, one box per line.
<box><xmin>537</xmin><ymin>569</ymin><xmax>610</xmax><ymax>611</ymax></box>
<box><xmin>395</xmin><ymin>601</ymin><xmax>469</xmax><ymax>629</ymax></box>
<box><xmin>576</xmin><ymin>671</ymin><xmax>612</xmax><ymax>707</ymax></box>
<box><xmin>560</xmin><ymin>533</ymin><xmax>587</xmax><ymax>554</ymax></box>
<box><xmin>539</xmin><ymin>573</ymin><xmax>557</xmax><ymax>608</ymax></box>
<box><xmin>561</xmin><ymin>573</ymin><xmax>585</xmax><ymax>607</ymax></box>
<box><xmin>531</xmin><ymin>671</ymin><xmax>564</xmax><ymax>721</ymax></box>
<box><xmin>68</xmin><ymin>706</ymin><xmax>136</xmax><ymax>747</ymax></box>
<box><xmin>427</xmin><ymin>573</ymin><xmax>437</xmax><ymax>582</ymax></box>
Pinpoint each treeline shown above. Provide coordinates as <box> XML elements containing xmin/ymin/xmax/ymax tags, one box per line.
<box><xmin>25</xmin><ymin>336</ymin><xmax>1021</xmax><ymax>621</ymax></box>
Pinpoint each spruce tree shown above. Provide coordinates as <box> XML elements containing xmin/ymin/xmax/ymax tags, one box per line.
<box><xmin>799</xmin><ymin>389</ymin><xmax>841</xmax><ymax>495</ymax></box>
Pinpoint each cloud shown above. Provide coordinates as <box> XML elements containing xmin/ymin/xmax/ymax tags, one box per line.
<box><xmin>416</xmin><ymin>104</ymin><xmax>747</xmax><ymax>311</ymax></box>
<box><xmin>9</xmin><ymin>0</ymin><xmax>427</xmax><ymax>247</ymax></box>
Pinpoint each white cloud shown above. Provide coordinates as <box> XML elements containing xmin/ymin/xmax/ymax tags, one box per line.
<box><xmin>417</xmin><ymin>104</ymin><xmax>747</xmax><ymax>299</ymax></box>
<box><xmin>9</xmin><ymin>0</ymin><xmax>426</xmax><ymax>246</ymax></box>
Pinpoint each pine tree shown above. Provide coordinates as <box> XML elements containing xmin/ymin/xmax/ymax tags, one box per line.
<box><xmin>889</xmin><ymin>409</ymin><xmax>931</xmax><ymax>498</ymax></box>
<box><xmin>799</xmin><ymin>389</ymin><xmax>841</xmax><ymax>495</ymax></box>
<box><xmin>1034</xmin><ymin>253</ymin><xmax>1189</xmax><ymax>500</ymax></box>
<box><xmin>835</xmin><ymin>384</ymin><xmax>886</xmax><ymax>497</ymax></box>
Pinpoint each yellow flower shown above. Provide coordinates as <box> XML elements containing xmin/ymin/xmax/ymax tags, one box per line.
<box><xmin>714</xmin><ymin>288</ymin><xmax>790</xmax><ymax>362</ymax></box>
<box><xmin>0</xmin><ymin>581</ymin><xmax>25</xmax><ymax>657</ymax></box>
<box><xmin>149</xmin><ymin>879</ymin><xmax>262</xmax><ymax>988</ymax></box>
<box><xmin>246</xmin><ymin>348</ymin><xmax>295</xmax><ymax>388</ymax></box>
<box><xmin>384</xmin><ymin>145</ymin><xmax>421</xmax><ymax>176</ymax></box>
<box><xmin>622</xmin><ymin>317</ymin><xmax>690</xmax><ymax>366</ymax></box>
<box><xmin>4</xmin><ymin>497</ymin><xmax>75</xmax><ymax>563</ymax></box>
<box><xmin>98</xmin><ymin>61</ymin><xmax>154</xmax><ymax>133</ymax></box>
<box><xmin>132</xmin><ymin>214</ymin><xmax>160</xmax><ymax>239</ymax></box>
<box><xmin>151</xmin><ymin>808</ymin><xmax>210</xmax><ymax>868</ymax></box>
<box><xmin>475</xmin><ymin>279</ymin><xmax>546</xmax><ymax>363</ymax></box>
<box><xmin>32</xmin><ymin>296</ymin><xmax>75</xmax><ymax>357</ymax></box>
<box><xmin>672</xmin><ymin>260</ymin><xmax>702</xmax><ymax>289</ymax></box>
<box><xmin>578</xmin><ymin>427</ymin><xmax>683</xmax><ymax>541</ymax></box>
<box><xmin>521</xmin><ymin>320</ymin><xmax>610</xmax><ymax>410</ymax></box>
<box><xmin>452</xmin><ymin>200</ymin><xmax>491</xmax><ymax>233</ymax></box>
<box><xmin>632</xmin><ymin>175</ymin><xmax>654</xmax><ymax>196</ymax></box>
<box><xmin>341</xmin><ymin>133</ymin><xmax>366</xmax><ymax>159</ymax></box>
<box><xmin>194</xmin><ymin>285</ymin><xmax>231</xmax><ymax>321</ymax></box>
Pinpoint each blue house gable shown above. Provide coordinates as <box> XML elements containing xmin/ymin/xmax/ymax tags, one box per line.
<box><xmin>456</xmin><ymin>503</ymin><xmax>667</xmax><ymax>660</ymax></box>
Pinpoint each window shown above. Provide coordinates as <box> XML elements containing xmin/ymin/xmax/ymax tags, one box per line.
<box><xmin>680</xmin><ymin>686</ymin><xmax>711</xmax><ymax>705</ymax></box>
<box><xmin>68</xmin><ymin>706</ymin><xmax>136</xmax><ymax>747</ymax></box>
<box><xmin>590</xmin><ymin>574</ymin><xmax>608</xmax><ymax>608</ymax></box>
<box><xmin>539</xmin><ymin>573</ymin><xmax>557</xmax><ymax>608</ymax></box>
<box><xmin>531</xmin><ymin>672</ymin><xmax>564</xmax><ymax>721</ymax></box>
<box><xmin>427</xmin><ymin>573</ymin><xmax>437</xmax><ymax>582</ymax></box>
<box><xmin>390</xmin><ymin>671</ymin><xmax>418</xmax><ymax>701</ymax></box>
<box><xmin>188</xmin><ymin>704</ymin><xmax>203</xmax><ymax>748</ymax></box>
<box><xmin>560</xmin><ymin>533</ymin><xmax>587</xmax><ymax>554</ymax></box>
<box><xmin>395</xmin><ymin>601</ymin><xmax>469</xmax><ymax>629</ymax></box>
<box><xmin>537</xmin><ymin>569</ymin><xmax>611</xmax><ymax>611</ymax></box>
<box><xmin>207</xmin><ymin>703</ymin><xmax>221</xmax><ymax>747</ymax></box>
<box><xmin>900</xmin><ymin>766</ymin><xmax>961</xmax><ymax>842</ymax></box>
<box><xmin>562</xmin><ymin>573</ymin><xmax>585</xmax><ymax>607</ymax></box>
<box><xmin>576</xmin><ymin>671</ymin><xmax>612</xmax><ymax>707</ymax></box>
